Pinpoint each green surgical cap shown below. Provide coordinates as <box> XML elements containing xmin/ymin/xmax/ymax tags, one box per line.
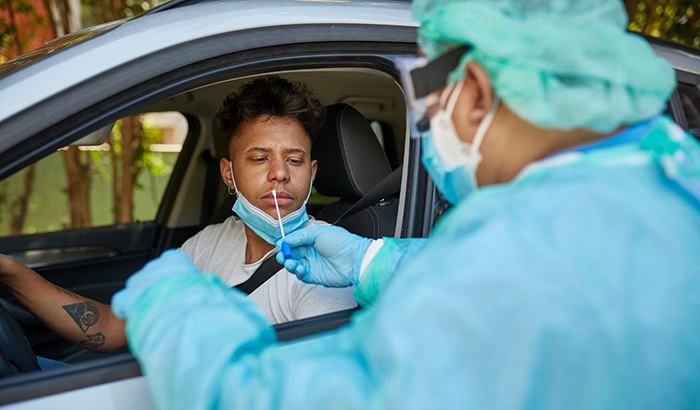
<box><xmin>413</xmin><ymin>0</ymin><xmax>676</xmax><ymax>133</ymax></box>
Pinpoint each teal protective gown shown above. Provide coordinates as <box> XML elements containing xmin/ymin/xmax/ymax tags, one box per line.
<box><xmin>114</xmin><ymin>116</ymin><xmax>700</xmax><ymax>409</ymax></box>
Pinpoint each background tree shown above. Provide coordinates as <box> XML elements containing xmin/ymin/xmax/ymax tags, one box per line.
<box><xmin>1</xmin><ymin>0</ymin><xmax>164</xmax><ymax>233</ymax></box>
<box><xmin>0</xmin><ymin>0</ymin><xmax>47</xmax><ymax>233</ymax></box>
<box><xmin>626</xmin><ymin>0</ymin><xmax>699</xmax><ymax>49</ymax></box>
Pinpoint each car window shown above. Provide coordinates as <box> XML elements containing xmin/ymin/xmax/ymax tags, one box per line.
<box><xmin>0</xmin><ymin>111</ymin><xmax>188</xmax><ymax>236</ymax></box>
<box><xmin>677</xmin><ymin>82</ymin><xmax>700</xmax><ymax>140</ymax></box>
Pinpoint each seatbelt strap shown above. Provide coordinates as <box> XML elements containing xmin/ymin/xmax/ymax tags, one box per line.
<box><xmin>200</xmin><ymin>150</ymin><xmax>220</xmax><ymax>228</ymax></box>
<box><xmin>235</xmin><ymin>256</ymin><xmax>283</xmax><ymax>295</ymax></box>
<box><xmin>333</xmin><ymin>165</ymin><xmax>403</xmax><ymax>224</ymax></box>
<box><xmin>238</xmin><ymin>164</ymin><xmax>403</xmax><ymax>294</ymax></box>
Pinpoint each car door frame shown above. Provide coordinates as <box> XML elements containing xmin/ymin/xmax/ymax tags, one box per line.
<box><xmin>0</xmin><ymin>23</ymin><xmax>429</xmax><ymax>406</ymax></box>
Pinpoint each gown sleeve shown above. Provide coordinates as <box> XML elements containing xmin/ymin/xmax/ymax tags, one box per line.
<box><xmin>353</xmin><ymin>237</ymin><xmax>427</xmax><ymax>307</ymax></box>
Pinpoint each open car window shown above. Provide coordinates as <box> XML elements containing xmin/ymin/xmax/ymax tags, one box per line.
<box><xmin>0</xmin><ymin>112</ymin><xmax>188</xmax><ymax>238</ymax></box>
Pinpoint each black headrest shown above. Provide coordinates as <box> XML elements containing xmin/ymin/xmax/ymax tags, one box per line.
<box><xmin>313</xmin><ymin>104</ymin><xmax>392</xmax><ymax>200</ymax></box>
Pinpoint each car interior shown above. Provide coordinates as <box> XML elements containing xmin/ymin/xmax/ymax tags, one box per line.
<box><xmin>155</xmin><ymin>69</ymin><xmax>407</xmax><ymax>238</ymax></box>
<box><xmin>0</xmin><ymin>67</ymin><xmax>410</xmax><ymax>369</ymax></box>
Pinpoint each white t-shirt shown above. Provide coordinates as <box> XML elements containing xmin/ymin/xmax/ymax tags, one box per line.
<box><xmin>180</xmin><ymin>216</ymin><xmax>357</xmax><ymax>324</ymax></box>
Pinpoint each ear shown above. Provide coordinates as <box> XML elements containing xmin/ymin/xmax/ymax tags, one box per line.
<box><xmin>220</xmin><ymin>158</ymin><xmax>234</xmax><ymax>189</ymax></box>
<box><xmin>310</xmin><ymin>159</ymin><xmax>318</xmax><ymax>183</ymax></box>
<box><xmin>462</xmin><ymin>61</ymin><xmax>494</xmax><ymax>124</ymax></box>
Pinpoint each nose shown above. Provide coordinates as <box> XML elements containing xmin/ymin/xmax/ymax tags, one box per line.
<box><xmin>267</xmin><ymin>157</ymin><xmax>290</xmax><ymax>184</ymax></box>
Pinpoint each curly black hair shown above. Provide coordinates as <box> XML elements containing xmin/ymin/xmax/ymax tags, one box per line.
<box><xmin>215</xmin><ymin>75</ymin><xmax>326</xmax><ymax>149</ymax></box>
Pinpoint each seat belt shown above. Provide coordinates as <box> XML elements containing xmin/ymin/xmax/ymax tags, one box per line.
<box><xmin>235</xmin><ymin>256</ymin><xmax>282</xmax><ymax>295</ymax></box>
<box><xmin>236</xmin><ymin>164</ymin><xmax>403</xmax><ymax>294</ymax></box>
<box><xmin>333</xmin><ymin>164</ymin><xmax>403</xmax><ymax>224</ymax></box>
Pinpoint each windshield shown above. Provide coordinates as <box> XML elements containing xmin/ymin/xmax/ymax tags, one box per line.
<box><xmin>0</xmin><ymin>20</ymin><xmax>124</xmax><ymax>79</ymax></box>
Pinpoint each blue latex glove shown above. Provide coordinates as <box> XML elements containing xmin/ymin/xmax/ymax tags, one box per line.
<box><xmin>276</xmin><ymin>225</ymin><xmax>372</xmax><ymax>288</ymax></box>
<box><xmin>112</xmin><ymin>250</ymin><xmax>197</xmax><ymax>319</ymax></box>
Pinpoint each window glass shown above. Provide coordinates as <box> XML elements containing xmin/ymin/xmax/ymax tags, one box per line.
<box><xmin>0</xmin><ymin>112</ymin><xmax>188</xmax><ymax>237</ymax></box>
<box><xmin>677</xmin><ymin>82</ymin><xmax>700</xmax><ymax>139</ymax></box>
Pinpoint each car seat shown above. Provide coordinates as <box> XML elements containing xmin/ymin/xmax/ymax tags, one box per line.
<box><xmin>312</xmin><ymin>104</ymin><xmax>399</xmax><ymax>239</ymax></box>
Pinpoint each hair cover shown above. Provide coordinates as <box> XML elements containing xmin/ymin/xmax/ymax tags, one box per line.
<box><xmin>413</xmin><ymin>0</ymin><xmax>676</xmax><ymax>132</ymax></box>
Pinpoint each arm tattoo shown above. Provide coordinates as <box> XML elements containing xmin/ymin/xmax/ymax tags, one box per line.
<box><xmin>63</xmin><ymin>301</ymin><xmax>100</xmax><ymax>332</ymax></box>
<box><xmin>44</xmin><ymin>279</ymin><xmax>80</xmax><ymax>299</ymax></box>
<box><xmin>80</xmin><ymin>332</ymin><xmax>105</xmax><ymax>349</ymax></box>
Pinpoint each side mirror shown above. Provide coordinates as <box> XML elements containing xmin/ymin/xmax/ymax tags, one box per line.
<box><xmin>70</xmin><ymin>123</ymin><xmax>114</xmax><ymax>146</ymax></box>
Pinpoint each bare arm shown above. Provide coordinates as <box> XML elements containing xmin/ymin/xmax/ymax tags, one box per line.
<box><xmin>0</xmin><ymin>254</ymin><xmax>126</xmax><ymax>352</ymax></box>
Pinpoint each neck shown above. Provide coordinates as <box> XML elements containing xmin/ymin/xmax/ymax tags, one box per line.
<box><xmin>243</xmin><ymin>224</ymin><xmax>275</xmax><ymax>264</ymax></box>
<box><xmin>478</xmin><ymin>105</ymin><xmax>617</xmax><ymax>186</ymax></box>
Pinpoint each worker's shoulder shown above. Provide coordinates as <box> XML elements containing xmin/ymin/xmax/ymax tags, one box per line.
<box><xmin>435</xmin><ymin>160</ymin><xmax>670</xmax><ymax>247</ymax></box>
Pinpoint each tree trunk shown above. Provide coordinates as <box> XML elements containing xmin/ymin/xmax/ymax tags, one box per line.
<box><xmin>110</xmin><ymin>144</ymin><xmax>121</xmax><ymax>223</ymax></box>
<box><xmin>10</xmin><ymin>164</ymin><xmax>37</xmax><ymax>235</ymax></box>
<box><xmin>49</xmin><ymin>0</ymin><xmax>88</xmax><ymax>228</ymax></box>
<box><xmin>5</xmin><ymin>0</ymin><xmax>24</xmax><ymax>57</ymax></box>
<box><xmin>62</xmin><ymin>147</ymin><xmax>92</xmax><ymax>228</ymax></box>
<box><xmin>643</xmin><ymin>0</ymin><xmax>656</xmax><ymax>34</ymax></box>
<box><xmin>624</xmin><ymin>0</ymin><xmax>643</xmax><ymax>22</ymax></box>
<box><xmin>41</xmin><ymin>0</ymin><xmax>59</xmax><ymax>38</ymax></box>
<box><xmin>118</xmin><ymin>116</ymin><xmax>142</xmax><ymax>223</ymax></box>
<box><xmin>110</xmin><ymin>0</ymin><xmax>126</xmax><ymax>21</ymax></box>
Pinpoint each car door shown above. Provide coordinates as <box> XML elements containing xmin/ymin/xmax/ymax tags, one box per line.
<box><xmin>0</xmin><ymin>111</ymin><xmax>199</xmax><ymax>362</ymax></box>
<box><xmin>673</xmin><ymin>70</ymin><xmax>700</xmax><ymax>141</ymax></box>
<box><xmin>0</xmin><ymin>3</ymin><xmax>421</xmax><ymax>406</ymax></box>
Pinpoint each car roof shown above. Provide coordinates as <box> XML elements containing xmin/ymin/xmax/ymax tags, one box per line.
<box><xmin>0</xmin><ymin>0</ymin><xmax>416</xmax><ymax>122</ymax></box>
<box><xmin>645</xmin><ymin>35</ymin><xmax>700</xmax><ymax>77</ymax></box>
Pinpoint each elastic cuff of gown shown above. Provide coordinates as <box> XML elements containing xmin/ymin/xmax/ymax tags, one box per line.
<box><xmin>126</xmin><ymin>273</ymin><xmax>228</xmax><ymax>351</ymax></box>
<box><xmin>353</xmin><ymin>238</ymin><xmax>403</xmax><ymax>307</ymax></box>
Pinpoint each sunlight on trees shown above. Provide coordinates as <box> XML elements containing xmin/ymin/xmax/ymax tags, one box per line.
<box><xmin>627</xmin><ymin>0</ymin><xmax>699</xmax><ymax>48</ymax></box>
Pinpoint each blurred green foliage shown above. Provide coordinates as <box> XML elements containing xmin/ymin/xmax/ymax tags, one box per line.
<box><xmin>0</xmin><ymin>150</ymin><xmax>178</xmax><ymax>236</ymax></box>
<box><xmin>628</xmin><ymin>0</ymin><xmax>699</xmax><ymax>48</ymax></box>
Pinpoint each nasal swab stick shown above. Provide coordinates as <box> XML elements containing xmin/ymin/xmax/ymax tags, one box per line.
<box><xmin>272</xmin><ymin>190</ymin><xmax>292</xmax><ymax>260</ymax></box>
<box><xmin>272</xmin><ymin>190</ymin><xmax>285</xmax><ymax>238</ymax></box>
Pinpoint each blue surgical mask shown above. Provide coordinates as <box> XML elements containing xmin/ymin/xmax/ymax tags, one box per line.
<box><xmin>229</xmin><ymin>162</ymin><xmax>312</xmax><ymax>245</ymax></box>
<box><xmin>421</xmin><ymin>79</ymin><xmax>500</xmax><ymax>205</ymax></box>
<box><xmin>421</xmin><ymin>135</ymin><xmax>475</xmax><ymax>205</ymax></box>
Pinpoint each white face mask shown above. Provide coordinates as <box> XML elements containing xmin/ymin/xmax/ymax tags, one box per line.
<box><xmin>423</xmin><ymin>79</ymin><xmax>500</xmax><ymax>203</ymax></box>
<box><xmin>229</xmin><ymin>162</ymin><xmax>312</xmax><ymax>245</ymax></box>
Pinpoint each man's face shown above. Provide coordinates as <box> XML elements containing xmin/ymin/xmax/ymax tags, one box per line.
<box><xmin>221</xmin><ymin>116</ymin><xmax>317</xmax><ymax>219</ymax></box>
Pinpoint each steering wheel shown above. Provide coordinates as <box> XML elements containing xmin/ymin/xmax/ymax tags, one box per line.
<box><xmin>0</xmin><ymin>300</ymin><xmax>39</xmax><ymax>377</ymax></box>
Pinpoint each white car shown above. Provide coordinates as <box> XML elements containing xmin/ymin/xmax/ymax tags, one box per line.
<box><xmin>0</xmin><ymin>1</ymin><xmax>698</xmax><ymax>408</ymax></box>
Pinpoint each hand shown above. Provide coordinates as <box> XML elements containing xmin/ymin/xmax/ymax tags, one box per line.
<box><xmin>111</xmin><ymin>250</ymin><xmax>198</xmax><ymax>319</ymax></box>
<box><xmin>276</xmin><ymin>225</ymin><xmax>372</xmax><ymax>288</ymax></box>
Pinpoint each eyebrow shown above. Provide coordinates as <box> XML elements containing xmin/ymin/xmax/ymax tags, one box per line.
<box><xmin>285</xmin><ymin>148</ymin><xmax>308</xmax><ymax>156</ymax></box>
<box><xmin>246</xmin><ymin>147</ymin><xmax>271</xmax><ymax>153</ymax></box>
<box><xmin>245</xmin><ymin>147</ymin><xmax>308</xmax><ymax>156</ymax></box>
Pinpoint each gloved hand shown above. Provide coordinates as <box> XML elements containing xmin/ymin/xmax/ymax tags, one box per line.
<box><xmin>111</xmin><ymin>250</ymin><xmax>198</xmax><ymax>319</ymax></box>
<box><xmin>276</xmin><ymin>225</ymin><xmax>372</xmax><ymax>288</ymax></box>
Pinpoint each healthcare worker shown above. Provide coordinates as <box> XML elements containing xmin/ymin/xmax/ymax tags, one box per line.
<box><xmin>112</xmin><ymin>1</ymin><xmax>700</xmax><ymax>409</ymax></box>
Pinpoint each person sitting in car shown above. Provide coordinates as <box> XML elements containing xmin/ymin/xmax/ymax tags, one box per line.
<box><xmin>0</xmin><ymin>75</ymin><xmax>357</xmax><ymax>353</ymax></box>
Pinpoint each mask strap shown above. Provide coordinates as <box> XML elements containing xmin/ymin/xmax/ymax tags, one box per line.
<box><xmin>439</xmin><ymin>81</ymin><xmax>458</xmax><ymax>110</ymax></box>
<box><xmin>444</xmin><ymin>79</ymin><xmax>465</xmax><ymax>114</ymax></box>
<box><xmin>229</xmin><ymin>160</ymin><xmax>240</xmax><ymax>196</ymax></box>
<box><xmin>469</xmin><ymin>96</ymin><xmax>500</xmax><ymax>157</ymax></box>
